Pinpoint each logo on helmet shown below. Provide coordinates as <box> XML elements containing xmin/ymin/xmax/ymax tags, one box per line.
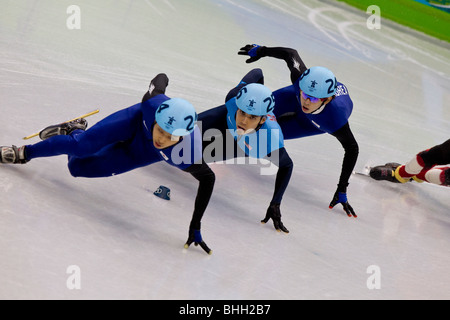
<box><xmin>246</xmin><ymin>99</ymin><xmax>256</xmax><ymax>111</ymax></box>
<box><xmin>167</xmin><ymin>116</ymin><xmax>176</xmax><ymax>126</ymax></box>
<box><xmin>308</xmin><ymin>80</ymin><xmax>318</xmax><ymax>93</ymax></box>
<box><xmin>162</xmin><ymin>116</ymin><xmax>176</xmax><ymax>132</ymax></box>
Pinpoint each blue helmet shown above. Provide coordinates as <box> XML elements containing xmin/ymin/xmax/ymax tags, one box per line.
<box><xmin>299</xmin><ymin>66</ymin><xmax>337</xmax><ymax>99</ymax></box>
<box><xmin>235</xmin><ymin>83</ymin><xmax>275</xmax><ymax>116</ymax></box>
<box><xmin>155</xmin><ymin>98</ymin><xmax>197</xmax><ymax>136</ymax></box>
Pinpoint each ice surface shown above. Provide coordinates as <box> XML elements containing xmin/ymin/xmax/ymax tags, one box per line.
<box><xmin>1</xmin><ymin>0</ymin><xmax>449</xmax><ymax>300</ymax></box>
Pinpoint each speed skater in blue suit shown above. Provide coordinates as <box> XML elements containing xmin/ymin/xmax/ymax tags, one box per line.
<box><xmin>0</xmin><ymin>74</ymin><xmax>215</xmax><ymax>254</ymax></box>
<box><xmin>238</xmin><ymin>44</ymin><xmax>359</xmax><ymax>218</ymax></box>
<box><xmin>199</xmin><ymin>68</ymin><xmax>293</xmax><ymax>232</ymax></box>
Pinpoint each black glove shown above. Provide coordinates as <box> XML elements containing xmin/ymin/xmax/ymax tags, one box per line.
<box><xmin>238</xmin><ymin>44</ymin><xmax>263</xmax><ymax>63</ymax></box>
<box><xmin>184</xmin><ymin>229</ymin><xmax>212</xmax><ymax>255</ymax></box>
<box><xmin>261</xmin><ymin>204</ymin><xmax>289</xmax><ymax>233</ymax></box>
<box><xmin>329</xmin><ymin>191</ymin><xmax>357</xmax><ymax>218</ymax></box>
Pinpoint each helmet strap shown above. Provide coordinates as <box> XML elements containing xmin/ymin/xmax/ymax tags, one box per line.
<box><xmin>311</xmin><ymin>102</ymin><xmax>327</xmax><ymax>115</ymax></box>
<box><xmin>254</xmin><ymin>116</ymin><xmax>267</xmax><ymax>132</ymax></box>
<box><xmin>311</xmin><ymin>96</ymin><xmax>334</xmax><ymax>115</ymax></box>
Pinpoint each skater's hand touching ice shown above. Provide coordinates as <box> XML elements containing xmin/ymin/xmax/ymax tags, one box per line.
<box><xmin>261</xmin><ymin>204</ymin><xmax>289</xmax><ymax>233</ymax></box>
<box><xmin>185</xmin><ymin>229</ymin><xmax>212</xmax><ymax>255</ymax></box>
<box><xmin>329</xmin><ymin>191</ymin><xmax>357</xmax><ymax>218</ymax></box>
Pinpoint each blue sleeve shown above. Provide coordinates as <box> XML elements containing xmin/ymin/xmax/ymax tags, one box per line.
<box><xmin>307</xmin><ymin>82</ymin><xmax>353</xmax><ymax>134</ymax></box>
<box><xmin>268</xmin><ymin>147</ymin><xmax>293</xmax><ymax>205</ymax></box>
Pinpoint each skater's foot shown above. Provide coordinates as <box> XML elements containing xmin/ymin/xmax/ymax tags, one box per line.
<box><xmin>369</xmin><ymin>163</ymin><xmax>408</xmax><ymax>183</ymax></box>
<box><xmin>39</xmin><ymin>118</ymin><xmax>88</xmax><ymax>140</ymax></box>
<box><xmin>0</xmin><ymin>145</ymin><xmax>28</xmax><ymax>164</ymax></box>
<box><xmin>142</xmin><ymin>73</ymin><xmax>169</xmax><ymax>101</ymax></box>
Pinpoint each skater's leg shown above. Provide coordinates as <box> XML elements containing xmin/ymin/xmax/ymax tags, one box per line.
<box><xmin>225</xmin><ymin>68</ymin><xmax>264</xmax><ymax>102</ymax></box>
<box><xmin>142</xmin><ymin>73</ymin><xmax>169</xmax><ymax>102</ymax></box>
<box><xmin>25</xmin><ymin>106</ymin><xmax>139</xmax><ymax>161</ymax></box>
<box><xmin>420</xmin><ymin>139</ymin><xmax>450</xmax><ymax>166</ymax></box>
<box><xmin>396</xmin><ymin>139</ymin><xmax>450</xmax><ymax>181</ymax></box>
<box><xmin>68</xmin><ymin>139</ymin><xmax>161</xmax><ymax>178</ymax></box>
<box><xmin>414</xmin><ymin>166</ymin><xmax>450</xmax><ymax>186</ymax></box>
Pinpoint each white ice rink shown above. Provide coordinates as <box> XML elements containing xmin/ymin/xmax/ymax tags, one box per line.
<box><xmin>1</xmin><ymin>0</ymin><xmax>449</xmax><ymax>300</ymax></box>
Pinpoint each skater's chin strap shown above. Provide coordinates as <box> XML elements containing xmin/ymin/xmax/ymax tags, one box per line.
<box><xmin>311</xmin><ymin>101</ymin><xmax>327</xmax><ymax>115</ymax></box>
<box><xmin>310</xmin><ymin>95</ymin><xmax>335</xmax><ymax>115</ymax></box>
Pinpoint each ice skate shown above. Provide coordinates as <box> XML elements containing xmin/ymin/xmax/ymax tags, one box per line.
<box><xmin>39</xmin><ymin>118</ymin><xmax>88</xmax><ymax>140</ymax></box>
<box><xmin>369</xmin><ymin>162</ymin><xmax>407</xmax><ymax>183</ymax></box>
<box><xmin>0</xmin><ymin>145</ymin><xmax>28</xmax><ymax>164</ymax></box>
<box><xmin>142</xmin><ymin>73</ymin><xmax>169</xmax><ymax>101</ymax></box>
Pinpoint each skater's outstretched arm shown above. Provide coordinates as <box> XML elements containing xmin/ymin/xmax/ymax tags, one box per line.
<box><xmin>183</xmin><ymin>161</ymin><xmax>216</xmax><ymax>254</ymax></box>
<box><xmin>260</xmin><ymin>147</ymin><xmax>293</xmax><ymax>233</ymax></box>
<box><xmin>238</xmin><ymin>44</ymin><xmax>307</xmax><ymax>84</ymax></box>
<box><xmin>328</xmin><ymin>122</ymin><xmax>359</xmax><ymax>217</ymax></box>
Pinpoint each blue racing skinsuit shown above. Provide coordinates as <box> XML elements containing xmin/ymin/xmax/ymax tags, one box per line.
<box><xmin>238</xmin><ymin>45</ymin><xmax>359</xmax><ymax>217</ymax></box>
<box><xmin>24</xmin><ymin>92</ymin><xmax>215</xmax><ymax>231</ymax></box>
<box><xmin>245</xmin><ymin>46</ymin><xmax>358</xmax><ymax>194</ymax></box>
<box><xmin>26</xmin><ymin>94</ymin><xmax>201</xmax><ymax>176</ymax></box>
<box><xmin>198</xmin><ymin>68</ymin><xmax>293</xmax><ymax>208</ymax></box>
